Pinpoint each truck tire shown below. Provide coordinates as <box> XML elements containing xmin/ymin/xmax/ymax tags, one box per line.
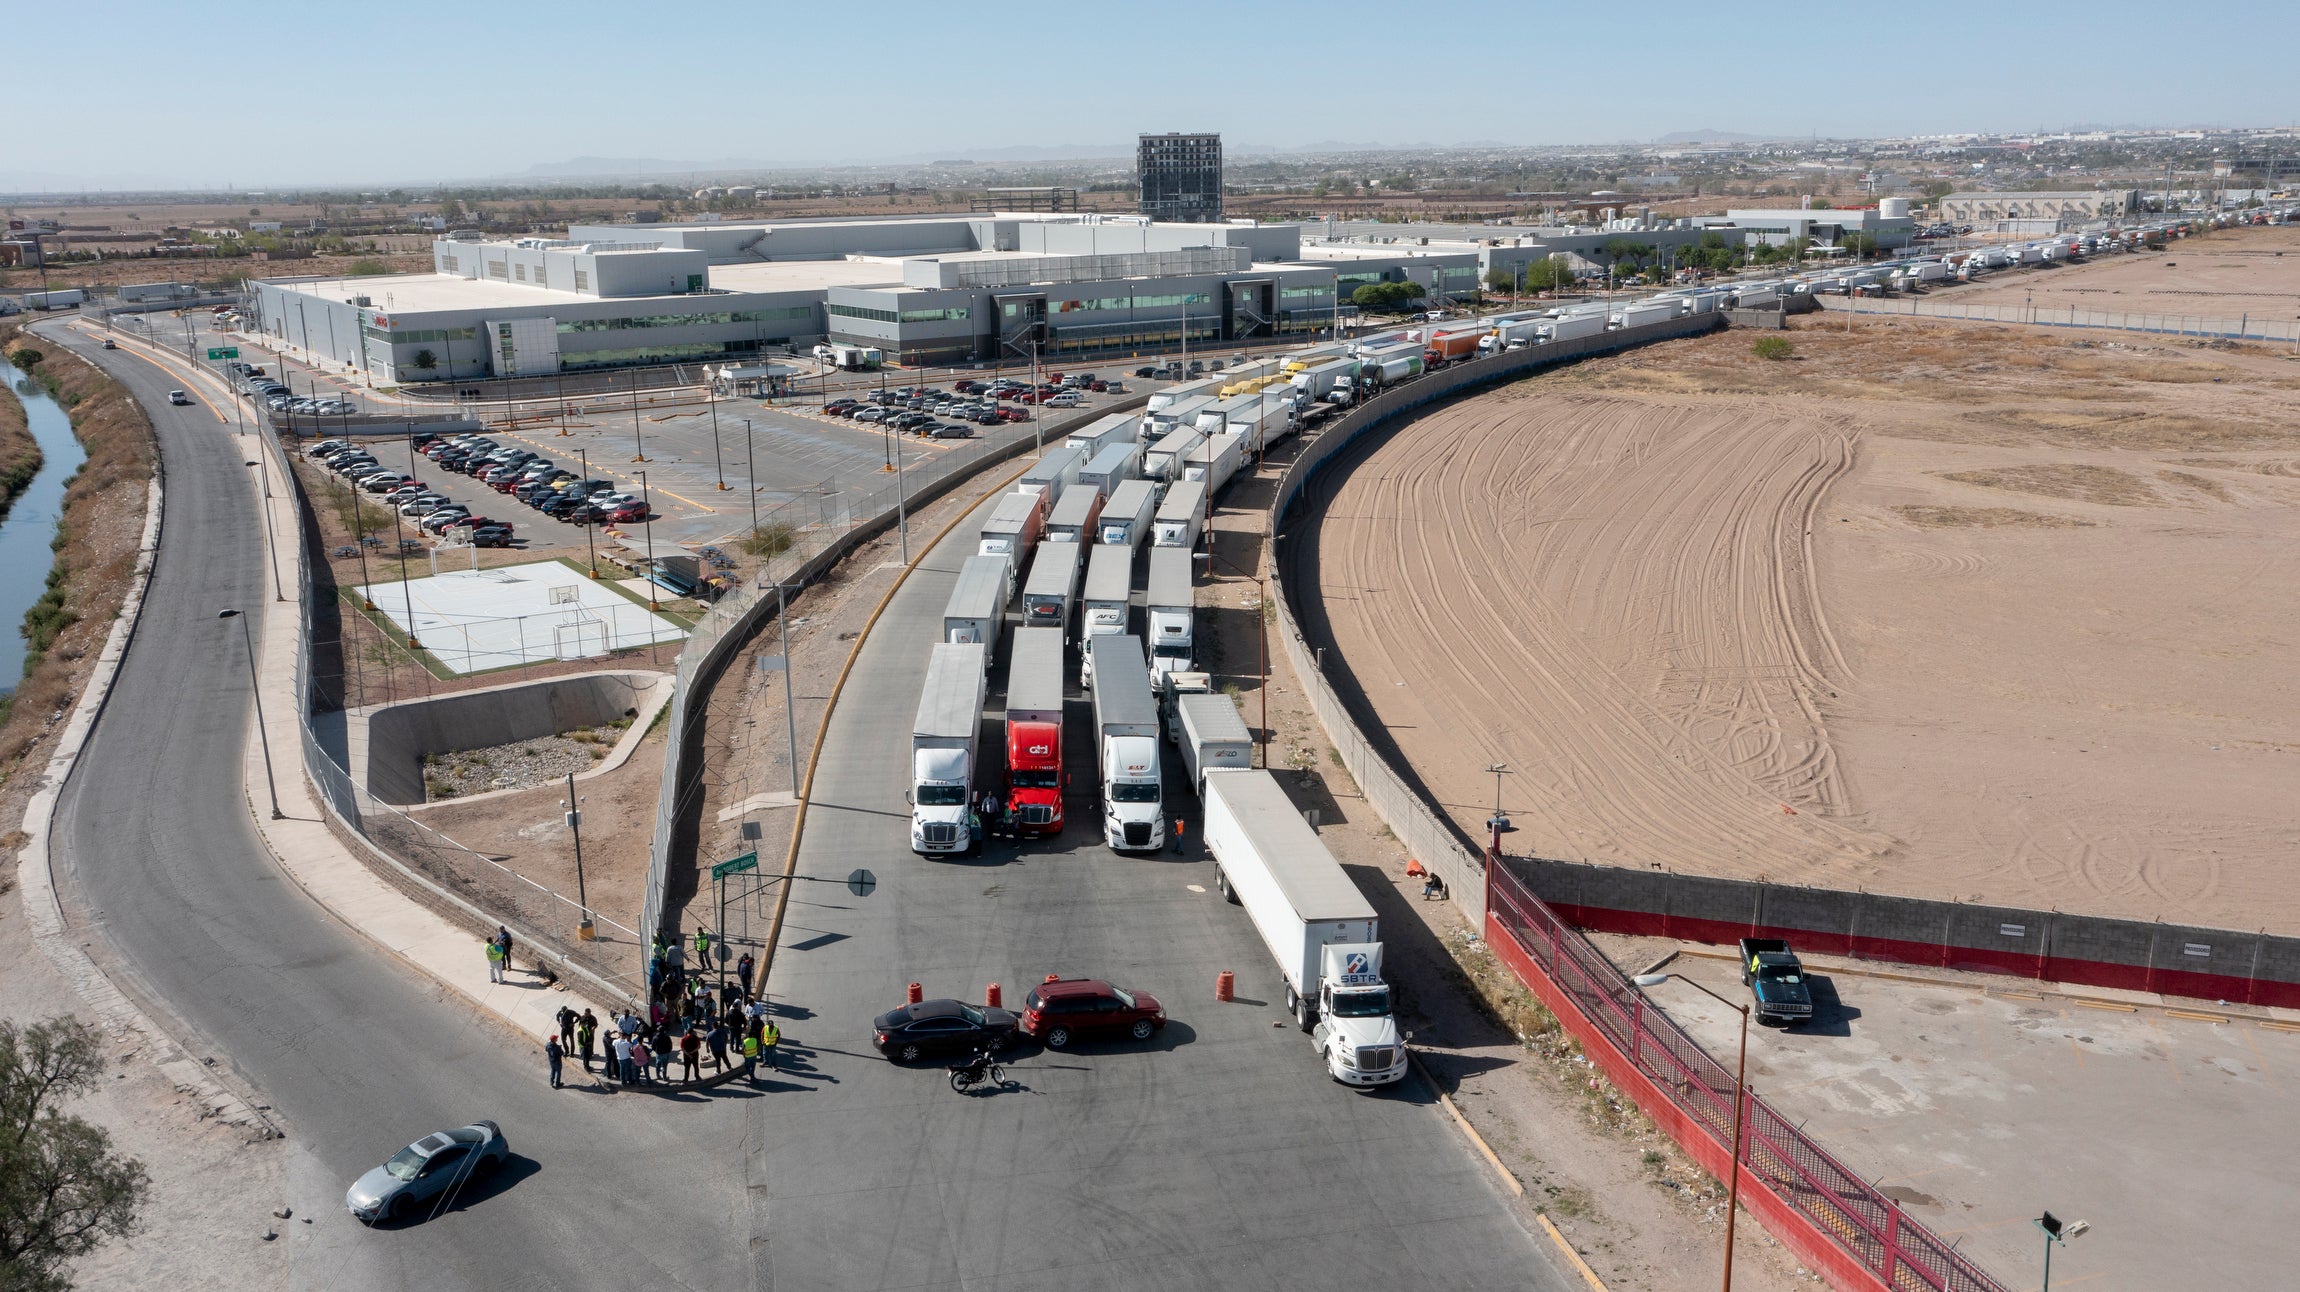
<box><xmin>1284</xmin><ymin>985</ymin><xmax>1298</xmax><ymax>1014</ymax></box>
<box><xmin>1296</xmin><ymin>998</ymin><xmax>1315</xmax><ymax>1033</ymax></box>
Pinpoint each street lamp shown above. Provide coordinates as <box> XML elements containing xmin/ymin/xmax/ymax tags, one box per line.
<box><xmin>245</xmin><ymin>459</ymin><xmax>284</xmax><ymax>602</ymax></box>
<box><xmin>1484</xmin><ymin>761</ymin><xmax>1513</xmax><ymax>859</ymax></box>
<box><xmin>217</xmin><ymin>609</ymin><xmax>284</xmax><ymax>820</ymax></box>
<box><xmin>578</xmin><ymin>447</ymin><xmax>598</xmax><ymax>579</ymax></box>
<box><xmin>2032</xmin><ymin>1213</ymin><xmax>2089</xmax><ymax>1291</ymax></box>
<box><xmin>1631</xmin><ymin>972</ymin><xmax>1751</xmax><ymax>1292</ymax></box>
<box><xmin>561</xmin><ymin>773</ymin><xmax>593</xmax><ymax>940</ymax></box>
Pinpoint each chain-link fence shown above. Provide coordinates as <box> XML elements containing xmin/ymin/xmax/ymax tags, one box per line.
<box><xmin>1823</xmin><ymin>294</ymin><xmax>2300</xmax><ymax>342</ymax></box>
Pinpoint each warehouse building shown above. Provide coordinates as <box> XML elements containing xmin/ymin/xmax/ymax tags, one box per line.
<box><xmin>1937</xmin><ymin>190</ymin><xmax>2145</xmax><ymax>227</ymax></box>
<box><xmin>252</xmin><ymin>212</ymin><xmax>1354</xmax><ymax>382</ymax></box>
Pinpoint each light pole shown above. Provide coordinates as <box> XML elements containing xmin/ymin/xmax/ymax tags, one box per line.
<box><xmin>775</xmin><ymin>582</ymin><xmax>800</xmax><ymax>799</ymax></box>
<box><xmin>2030</xmin><ymin>1212</ymin><xmax>2089</xmax><ymax>1291</ymax></box>
<box><xmin>709</xmin><ymin>387</ymin><xmax>727</xmax><ymax>490</ymax></box>
<box><xmin>1631</xmin><ymin>972</ymin><xmax>1750</xmax><ymax>1292</ymax></box>
<box><xmin>562</xmin><ymin>773</ymin><xmax>592</xmax><ymax>940</ymax></box>
<box><xmin>1484</xmin><ymin>761</ymin><xmax>1513</xmax><ymax>860</ymax></box>
<box><xmin>245</xmin><ymin>459</ymin><xmax>285</xmax><ymax>602</ymax></box>
<box><xmin>637</xmin><ymin>469</ymin><xmax>660</xmax><ymax>611</ymax></box>
<box><xmin>218</xmin><ymin>609</ymin><xmax>284</xmax><ymax>820</ymax></box>
<box><xmin>578</xmin><ymin>447</ymin><xmax>598</xmax><ymax>579</ymax></box>
<box><xmin>628</xmin><ymin>367</ymin><xmax>649</xmax><ymax>462</ymax></box>
<box><xmin>743</xmin><ymin>419</ymin><xmax>760</xmax><ymax>542</ymax></box>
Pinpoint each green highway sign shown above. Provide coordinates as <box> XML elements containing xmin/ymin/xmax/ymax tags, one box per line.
<box><xmin>206</xmin><ymin>347</ymin><xmax>239</xmax><ymax>360</ymax></box>
<box><xmin>712</xmin><ymin>851</ymin><xmax>759</xmax><ymax>880</ymax></box>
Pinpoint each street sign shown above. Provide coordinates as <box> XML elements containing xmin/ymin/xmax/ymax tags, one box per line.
<box><xmin>206</xmin><ymin>347</ymin><xmax>239</xmax><ymax>360</ymax></box>
<box><xmin>848</xmin><ymin>868</ymin><xmax>877</xmax><ymax>897</ymax></box>
<box><xmin>712</xmin><ymin>851</ymin><xmax>759</xmax><ymax>880</ymax></box>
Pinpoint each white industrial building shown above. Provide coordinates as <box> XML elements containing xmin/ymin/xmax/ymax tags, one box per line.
<box><xmin>1938</xmin><ymin>190</ymin><xmax>2145</xmax><ymax>228</ymax></box>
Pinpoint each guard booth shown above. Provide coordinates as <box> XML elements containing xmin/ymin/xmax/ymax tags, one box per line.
<box><xmin>707</xmin><ymin>362</ymin><xmax>800</xmax><ymax>398</ymax></box>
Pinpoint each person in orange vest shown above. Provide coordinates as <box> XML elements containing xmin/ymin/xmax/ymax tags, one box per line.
<box><xmin>1169</xmin><ymin>817</ymin><xmax>1186</xmax><ymax>855</ymax></box>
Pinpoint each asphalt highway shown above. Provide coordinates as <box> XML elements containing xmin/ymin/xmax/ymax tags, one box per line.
<box><xmin>36</xmin><ymin>322</ymin><xmax>753</xmax><ymax>1291</ymax></box>
<box><xmin>750</xmin><ymin>482</ymin><xmax>1574</xmax><ymax>1290</ymax></box>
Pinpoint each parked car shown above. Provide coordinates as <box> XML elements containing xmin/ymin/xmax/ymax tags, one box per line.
<box><xmin>470</xmin><ymin>525</ymin><xmax>514</xmax><ymax>548</ymax></box>
<box><xmin>1018</xmin><ymin>978</ymin><xmax>1166</xmax><ymax>1049</ymax></box>
<box><xmin>605</xmin><ymin>502</ymin><xmax>649</xmax><ymax>524</ymax></box>
<box><xmin>871</xmin><ymin>998</ymin><xmax>1018</xmax><ymax>1062</ymax></box>
<box><xmin>344</xmin><ymin>1121</ymin><xmax>509</xmax><ymax>1225</ymax></box>
<box><xmin>308</xmin><ymin>439</ymin><xmax>349</xmax><ymax>459</ymax></box>
<box><xmin>928</xmin><ymin>423</ymin><xmax>975</xmax><ymax>439</ymax></box>
<box><xmin>360</xmin><ymin>473</ymin><xmax>409</xmax><ymax>493</ymax></box>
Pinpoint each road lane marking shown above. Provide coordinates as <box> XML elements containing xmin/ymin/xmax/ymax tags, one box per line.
<box><xmin>1535</xmin><ymin>1213</ymin><xmax>1610</xmax><ymax>1292</ymax></box>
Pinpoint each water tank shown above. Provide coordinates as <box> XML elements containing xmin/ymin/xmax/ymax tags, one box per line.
<box><xmin>1879</xmin><ymin>197</ymin><xmax>1911</xmax><ymax>220</ymax></box>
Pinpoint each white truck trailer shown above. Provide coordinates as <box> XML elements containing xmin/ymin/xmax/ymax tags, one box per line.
<box><xmin>977</xmin><ymin>490</ymin><xmax>1046</xmax><ymax>565</ymax></box>
<box><xmin>1173</xmin><ymin>691</ymin><xmax>1252</xmax><ymax>794</ymax></box>
<box><xmin>1182</xmin><ymin>432</ymin><xmax>1245</xmax><ymax>496</ymax></box>
<box><xmin>1043</xmin><ymin>484</ymin><xmax>1107</xmax><ymax>545</ymax></box>
<box><xmin>1145</xmin><ymin>545</ymin><xmax>1195</xmax><ymax>681</ymax></box>
<box><xmin>1021</xmin><ymin>538</ymin><xmax>1084</xmax><ymax>639</ymax></box>
<box><xmin>1201</xmin><ymin>769</ymin><xmax>1406</xmax><ymax>1084</ymax></box>
<box><xmin>1145</xmin><ymin>376</ymin><xmax>1224</xmax><ymax>416</ymax></box>
<box><xmin>941</xmin><ymin>554</ymin><xmax>1012</xmax><ymax>653</ymax></box>
<box><xmin>1152</xmin><ymin>478</ymin><xmax>1207</xmax><ymax>550</ymax></box>
<box><xmin>1077</xmin><ymin>542</ymin><xmax>1135</xmax><ymax>690</ymax></box>
<box><xmin>1015</xmin><ymin>445</ymin><xmax>1084</xmax><ymax>506</ymax></box>
<box><xmin>1141</xmin><ymin>427</ymin><xmax>1204</xmax><ymax>487</ymax></box>
<box><xmin>1065</xmin><ymin>413</ymin><xmax>1138</xmax><ymax>462</ymax></box>
<box><xmin>1077</xmin><ymin>440</ymin><xmax>1142</xmax><ymax>502</ymax></box>
<box><xmin>1097</xmin><ymin>478</ymin><xmax>1158</xmax><ymax>550</ymax></box>
<box><xmin>1145</xmin><ymin>394</ymin><xmax>1217</xmax><ymax>439</ymax></box>
<box><xmin>909</xmin><ymin>642</ymin><xmax>987</xmax><ymax>856</ymax></box>
<box><xmin>1088</xmin><ymin>635</ymin><xmax>1164</xmax><ymax>851</ymax></box>
<box><xmin>1614</xmin><ymin>297</ymin><xmax>1681</xmax><ymax>329</ymax></box>
<box><xmin>1288</xmin><ymin>356</ymin><xmax>1360</xmax><ymax>404</ymax></box>
<box><xmin>1541</xmin><ymin>312</ymin><xmax>1608</xmax><ymax>343</ymax></box>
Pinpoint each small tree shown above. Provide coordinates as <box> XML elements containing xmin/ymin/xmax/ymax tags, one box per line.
<box><xmin>0</xmin><ymin>1017</ymin><xmax>151</xmax><ymax>1292</ymax></box>
<box><xmin>8</xmin><ymin>347</ymin><xmax>42</xmax><ymax>372</ymax></box>
<box><xmin>411</xmin><ymin>349</ymin><xmax>438</xmax><ymax>372</ymax></box>
<box><xmin>1752</xmin><ymin>336</ymin><xmax>1794</xmax><ymax>361</ymax></box>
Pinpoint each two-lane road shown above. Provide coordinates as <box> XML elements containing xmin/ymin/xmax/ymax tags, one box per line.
<box><xmin>36</xmin><ymin>322</ymin><xmax>752</xmax><ymax>1291</ymax></box>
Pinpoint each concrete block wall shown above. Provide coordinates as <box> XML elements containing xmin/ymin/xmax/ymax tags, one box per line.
<box><xmin>353</xmin><ymin>669</ymin><xmax>672</xmax><ymax>805</ymax></box>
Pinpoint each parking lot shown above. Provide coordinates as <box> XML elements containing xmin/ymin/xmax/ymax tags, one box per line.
<box><xmin>1605</xmin><ymin>939</ymin><xmax>2300</xmax><ymax>1292</ymax></box>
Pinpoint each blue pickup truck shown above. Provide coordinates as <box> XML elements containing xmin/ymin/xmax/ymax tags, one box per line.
<box><xmin>1738</xmin><ymin>938</ymin><xmax>1814</xmax><ymax>1026</ymax></box>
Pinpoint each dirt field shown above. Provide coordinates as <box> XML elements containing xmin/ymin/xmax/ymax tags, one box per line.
<box><xmin>1302</xmin><ymin>315</ymin><xmax>2300</xmax><ymax>931</ymax></box>
<box><xmin>1950</xmin><ymin>222</ymin><xmax>2300</xmax><ymax>323</ymax></box>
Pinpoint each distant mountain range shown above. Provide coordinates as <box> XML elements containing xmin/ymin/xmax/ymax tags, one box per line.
<box><xmin>1651</xmin><ymin>129</ymin><xmax>1795</xmax><ymax>145</ymax></box>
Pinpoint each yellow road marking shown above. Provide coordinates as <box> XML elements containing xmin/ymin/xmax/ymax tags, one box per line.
<box><xmin>656</xmin><ymin>488</ymin><xmax>719</xmax><ymax>514</ymax></box>
<box><xmin>1536</xmin><ymin>1214</ymin><xmax>1610</xmax><ymax>1292</ymax></box>
<box><xmin>2071</xmin><ymin>998</ymin><xmax>2136</xmax><ymax>1013</ymax></box>
<box><xmin>2259</xmin><ymin>1020</ymin><xmax>2300</xmax><ymax>1034</ymax></box>
<box><xmin>2164</xmin><ymin>1009</ymin><xmax>2228</xmax><ymax>1024</ymax></box>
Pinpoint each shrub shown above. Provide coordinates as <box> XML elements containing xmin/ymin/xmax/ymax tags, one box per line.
<box><xmin>1752</xmin><ymin>336</ymin><xmax>1794</xmax><ymax>361</ymax></box>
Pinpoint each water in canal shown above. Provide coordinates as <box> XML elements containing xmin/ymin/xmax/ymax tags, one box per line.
<box><xmin>0</xmin><ymin>376</ymin><xmax>90</xmax><ymax>690</ymax></box>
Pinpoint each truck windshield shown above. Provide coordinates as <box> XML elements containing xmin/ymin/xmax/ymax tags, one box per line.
<box><xmin>915</xmin><ymin>786</ymin><xmax>967</xmax><ymax>806</ymax></box>
<box><xmin>1758</xmin><ymin>967</ymin><xmax>1802</xmax><ymax>984</ymax></box>
<box><xmin>1109</xmin><ymin>783</ymin><xmax>1160</xmax><ymax>803</ymax></box>
<box><xmin>1329</xmin><ymin>987</ymin><xmax>1390</xmax><ymax>1017</ymax></box>
<box><xmin>1010</xmin><ymin>770</ymin><xmax>1058</xmax><ymax>789</ymax></box>
<box><xmin>1153</xmin><ymin>642</ymin><xmax>1192</xmax><ymax>658</ymax></box>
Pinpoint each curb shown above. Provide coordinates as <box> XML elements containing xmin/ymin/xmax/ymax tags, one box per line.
<box><xmin>9</xmin><ymin>336</ymin><xmax>278</xmax><ymax>1135</ymax></box>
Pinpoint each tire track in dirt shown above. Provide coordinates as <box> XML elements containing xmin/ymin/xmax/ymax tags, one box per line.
<box><xmin>1306</xmin><ymin>392</ymin><xmax>1893</xmax><ymax>884</ymax></box>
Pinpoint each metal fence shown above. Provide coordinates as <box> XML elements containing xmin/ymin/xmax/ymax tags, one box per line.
<box><xmin>1489</xmin><ymin>863</ymin><xmax>2009</xmax><ymax>1292</ymax></box>
<box><xmin>1826</xmin><ymin>294</ymin><xmax>2300</xmax><ymax>343</ymax></box>
<box><xmin>1262</xmin><ymin>314</ymin><xmax>2009</xmax><ymax>1292</ymax></box>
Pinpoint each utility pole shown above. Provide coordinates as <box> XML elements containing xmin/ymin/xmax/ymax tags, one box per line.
<box><xmin>578</xmin><ymin>447</ymin><xmax>598</xmax><ymax>578</ymax></box>
<box><xmin>637</xmin><ymin>469</ymin><xmax>660</xmax><ymax>611</ymax></box>
<box><xmin>218</xmin><ymin>609</ymin><xmax>285</xmax><ymax>820</ymax></box>
<box><xmin>629</xmin><ymin>366</ymin><xmax>649</xmax><ymax>462</ymax></box>
<box><xmin>563</xmin><ymin>773</ymin><xmax>592</xmax><ymax>939</ymax></box>
<box><xmin>776</xmin><ymin>582</ymin><xmax>800</xmax><ymax>799</ymax></box>
<box><xmin>709</xmin><ymin>387</ymin><xmax>727</xmax><ymax>489</ymax></box>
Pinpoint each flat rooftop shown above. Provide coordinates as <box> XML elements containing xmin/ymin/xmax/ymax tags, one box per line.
<box><xmin>707</xmin><ymin>259</ymin><xmax>903</xmax><ymax>293</ymax></box>
<box><xmin>269</xmin><ymin>258</ymin><xmax>894</xmax><ymax>313</ymax></box>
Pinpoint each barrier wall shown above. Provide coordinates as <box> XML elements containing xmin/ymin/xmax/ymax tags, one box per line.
<box><xmin>1508</xmin><ymin>855</ymin><xmax>2300</xmax><ymax>1009</ymax></box>
<box><xmin>1267</xmin><ymin>312</ymin><xmax>1723</xmax><ymax>926</ymax></box>
<box><xmin>354</xmin><ymin>669</ymin><xmax>672</xmax><ymax>805</ymax></box>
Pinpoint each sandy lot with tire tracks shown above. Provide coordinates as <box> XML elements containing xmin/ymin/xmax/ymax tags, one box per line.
<box><xmin>1297</xmin><ymin>316</ymin><xmax>2300</xmax><ymax>930</ymax></box>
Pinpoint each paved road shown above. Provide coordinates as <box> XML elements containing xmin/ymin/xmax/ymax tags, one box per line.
<box><xmin>35</xmin><ymin>323</ymin><xmax>754</xmax><ymax>1291</ymax></box>
<box><xmin>751</xmin><ymin>483</ymin><xmax>1573</xmax><ymax>1290</ymax></box>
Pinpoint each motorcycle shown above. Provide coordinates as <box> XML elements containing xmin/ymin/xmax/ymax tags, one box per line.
<box><xmin>947</xmin><ymin>1048</ymin><xmax>1008</xmax><ymax>1094</ymax></box>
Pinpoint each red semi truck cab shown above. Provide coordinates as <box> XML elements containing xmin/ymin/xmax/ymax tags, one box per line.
<box><xmin>1005</xmin><ymin>719</ymin><xmax>1063</xmax><ymax>836</ymax></box>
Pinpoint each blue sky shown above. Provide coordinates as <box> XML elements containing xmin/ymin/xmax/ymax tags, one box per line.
<box><xmin>12</xmin><ymin>0</ymin><xmax>2297</xmax><ymax>189</ymax></box>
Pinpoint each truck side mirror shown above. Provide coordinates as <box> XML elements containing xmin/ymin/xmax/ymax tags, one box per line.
<box><xmin>903</xmin><ymin>789</ymin><xmax>913</xmax><ymax>806</ymax></box>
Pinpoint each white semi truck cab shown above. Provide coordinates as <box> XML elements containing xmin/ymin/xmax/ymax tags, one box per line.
<box><xmin>1308</xmin><ymin>943</ymin><xmax>1408</xmax><ymax>1087</ymax></box>
<box><xmin>909</xmin><ymin>642</ymin><xmax>987</xmax><ymax>855</ymax></box>
<box><xmin>1088</xmin><ymin>635</ymin><xmax>1164</xmax><ymax>851</ymax></box>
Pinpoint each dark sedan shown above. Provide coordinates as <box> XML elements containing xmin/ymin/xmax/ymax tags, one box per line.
<box><xmin>871</xmin><ymin>998</ymin><xmax>1018</xmax><ymax>1062</ymax></box>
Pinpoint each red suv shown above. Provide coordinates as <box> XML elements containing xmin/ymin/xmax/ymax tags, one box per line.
<box><xmin>1019</xmin><ymin>978</ymin><xmax>1166</xmax><ymax>1049</ymax></box>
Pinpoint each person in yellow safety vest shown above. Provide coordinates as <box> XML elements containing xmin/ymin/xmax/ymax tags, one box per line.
<box><xmin>758</xmin><ymin>1018</ymin><xmax>780</xmax><ymax>1072</ymax></box>
<box><xmin>693</xmin><ymin>927</ymin><xmax>713</xmax><ymax>967</ymax></box>
<box><xmin>741</xmin><ymin>1031</ymin><xmax>761</xmax><ymax>1086</ymax></box>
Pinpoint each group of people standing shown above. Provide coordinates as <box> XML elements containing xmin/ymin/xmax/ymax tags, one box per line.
<box><xmin>528</xmin><ymin>926</ymin><xmax>784</xmax><ymax>1091</ymax></box>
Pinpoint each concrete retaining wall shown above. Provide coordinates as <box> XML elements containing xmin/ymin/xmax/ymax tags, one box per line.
<box><xmin>354</xmin><ymin>669</ymin><xmax>671</xmax><ymax>806</ymax></box>
<box><xmin>1507</xmin><ymin>855</ymin><xmax>2300</xmax><ymax>1009</ymax></box>
<box><xmin>1265</xmin><ymin>311</ymin><xmax>1725</xmax><ymax>930</ymax></box>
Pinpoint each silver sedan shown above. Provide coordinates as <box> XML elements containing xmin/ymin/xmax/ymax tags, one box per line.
<box><xmin>345</xmin><ymin>1121</ymin><xmax>509</xmax><ymax>1225</ymax></box>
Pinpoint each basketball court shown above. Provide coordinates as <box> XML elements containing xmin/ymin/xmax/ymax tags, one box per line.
<box><xmin>356</xmin><ymin>561</ymin><xmax>688</xmax><ymax>674</ymax></box>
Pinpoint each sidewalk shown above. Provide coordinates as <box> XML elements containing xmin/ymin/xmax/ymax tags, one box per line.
<box><xmin>233</xmin><ymin>425</ymin><xmax>612</xmax><ymax>1045</ymax></box>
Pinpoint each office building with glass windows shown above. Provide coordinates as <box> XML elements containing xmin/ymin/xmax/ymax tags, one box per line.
<box><xmin>1138</xmin><ymin>133</ymin><xmax>1224</xmax><ymax>224</ymax></box>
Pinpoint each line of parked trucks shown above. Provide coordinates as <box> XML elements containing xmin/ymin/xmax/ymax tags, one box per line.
<box><xmin>906</xmin><ymin>354</ymin><xmax>1408</xmax><ymax>1085</ymax></box>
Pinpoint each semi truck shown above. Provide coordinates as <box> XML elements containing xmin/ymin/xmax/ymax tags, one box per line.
<box><xmin>1201</xmin><ymin>769</ymin><xmax>1406</xmax><ymax>1084</ymax></box>
<box><xmin>941</xmin><ymin>554</ymin><xmax>1013</xmax><ymax>653</ymax></box>
<box><xmin>1015</xmin><ymin>445</ymin><xmax>1084</xmax><ymax>505</ymax></box>
<box><xmin>1422</xmin><ymin>325</ymin><xmax>1485</xmax><ymax>368</ymax></box>
<box><xmin>1021</xmin><ymin>538</ymin><xmax>1084</xmax><ymax>638</ymax></box>
<box><xmin>1141</xmin><ymin>427</ymin><xmax>1204</xmax><ymax>488</ymax></box>
<box><xmin>1152</xmin><ymin>478</ymin><xmax>1207</xmax><ymax>550</ymax></box>
<box><xmin>1097</xmin><ymin>479</ymin><xmax>1158</xmax><ymax>550</ymax></box>
<box><xmin>1173</xmin><ymin>691</ymin><xmax>1252</xmax><ymax>795</ymax></box>
<box><xmin>1287</xmin><ymin>357</ymin><xmax>1360</xmax><ymax>405</ymax></box>
<box><xmin>1478</xmin><ymin>315</ymin><xmax>1551</xmax><ymax>355</ymax></box>
<box><xmin>909</xmin><ymin>643</ymin><xmax>988</xmax><ymax>856</ymax></box>
<box><xmin>1088</xmin><ymin>635</ymin><xmax>1164</xmax><ymax>851</ymax></box>
<box><xmin>1614</xmin><ymin>298</ymin><xmax>1681</xmax><ymax>329</ymax></box>
<box><xmin>1280</xmin><ymin>344</ymin><xmax>1347</xmax><ymax>375</ymax></box>
<box><xmin>1077</xmin><ymin>440</ymin><xmax>1142</xmax><ymax>501</ymax></box>
<box><xmin>21</xmin><ymin>288</ymin><xmax>86</xmax><ymax>310</ymax></box>
<box><xmin>1144</xmin><ymin>394</ymin><xmax>1216</xmax><ymax>438</ymax></box>
<box><xmin>1077</xmin><ymin>542</ymin><xmax>1135</xmax><ymax>690</ymax></box>
<box><xmin>1065</xmin><ymin>413</ymin><xmax>1138</xmax><ymax>462</ymax></box>
<box><xmin>1144</xmin><ymin>375</ymin><xmax>1224</xmax><ymax>416</ymax></box>
<box><xmin>1739</xmin><ymin>938</ymin><xmax>1814</xmax><ymax>1026</ymax></box>
<box><xmin>1540</xmin><ymin>312</ymin><xmax>1608</xmax><ymax>343</ymax></box>
<box><xmin>831</xmin><ymin>343</ymin><xmax>883</xmax><ymax>371</ymax></box>
<box><xmin>1044</xmin><ymin>484</ymin><xmax>1107</xmax><ymax>545</ymax></box>
<box><xmin>1003</xmin><ymin>626</ymin><xmax>1066</xmax><ymax>838</ymax></box>
<box><xmin>1355</xmin><ymin>342</ymin><xmax>1424</xmax><ymax>390</ymax></box>
<box><xmin>977</xmin><ymin>491</ymin><xmax>1046</xmax><ymax>566</ymax></box>
<box><xmin>1145</xmin><ymin>545</ymin><xmax>1195</xmax><ymax>681</ymax></box>
<box><xmin>1159</xmin><ymin>669</ymin><xmax>1213</xmax><ymax>743</ymax></box>
<box><xmin>1182</xmin><ymin>432</ymin><xmax>1244</xmax><ymax>495</ymax></box>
